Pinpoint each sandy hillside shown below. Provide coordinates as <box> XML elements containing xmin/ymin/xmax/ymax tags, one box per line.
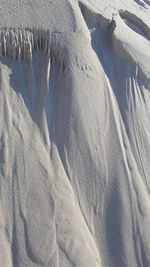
<box><xmin>0</xmin><ymin>0</ymin><xmax>149</xmax><ymax>266</ymax></box>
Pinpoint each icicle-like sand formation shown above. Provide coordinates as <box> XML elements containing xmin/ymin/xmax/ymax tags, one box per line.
<box><xmin>0</xmin><ymin>28</ymin><xmax>54</xmax><ymax>61</ymax></box>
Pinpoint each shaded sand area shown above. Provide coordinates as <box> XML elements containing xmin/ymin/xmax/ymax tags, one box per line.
<box><xmin>0</xmin><ymin>0</ymin><xmax>149</xmax><ymax>266</ymax></box>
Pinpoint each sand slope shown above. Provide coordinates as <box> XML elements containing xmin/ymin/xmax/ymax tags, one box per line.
<box><xmin>0</xmin><ymin>0</ymin><xmax>149</xmax><ymax>266</ymax></box>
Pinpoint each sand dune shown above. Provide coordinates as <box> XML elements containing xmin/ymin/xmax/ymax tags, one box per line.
<box><xmin>0</xmin><ymin>0</ymin><xmax>149</xmax><ymax>266</ymax></box>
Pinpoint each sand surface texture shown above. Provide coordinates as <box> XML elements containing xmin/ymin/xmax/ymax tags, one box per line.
<box><xmin>0</xmin><ymin>0</ymin><xmax>150</xmax><ymax>266</ymax></box>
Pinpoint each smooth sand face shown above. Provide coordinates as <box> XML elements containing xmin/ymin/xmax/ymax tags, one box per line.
<box><xmin>0</xmin><ymin>0</ymin><xmax>150</xmax><ymax>266</ymax></box>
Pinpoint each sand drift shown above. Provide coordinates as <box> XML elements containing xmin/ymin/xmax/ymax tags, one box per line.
<box><xmin>0</xmin><ymin>0</ymin><xmax>150</xmax><ymax>266</ymax></box>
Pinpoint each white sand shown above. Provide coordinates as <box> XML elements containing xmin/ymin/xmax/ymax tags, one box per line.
<box><xmin>0</xmin><ymin>0</ymin><xmax>149</xmax><ymax>266</ymax></box>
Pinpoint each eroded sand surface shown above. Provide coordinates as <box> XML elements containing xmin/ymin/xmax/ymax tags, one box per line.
<box><xmin>0</xmin><ymin>0</ymin><xmax>150</xmax><ymax>266</ymax></box>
